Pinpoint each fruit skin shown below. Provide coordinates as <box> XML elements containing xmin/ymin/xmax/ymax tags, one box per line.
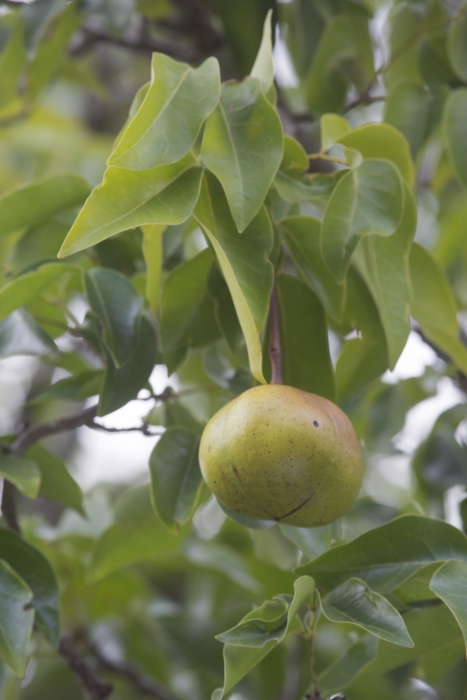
<box><xmin>199</xmin><ymin>384</ymin><xmax>363</xmax><ymax>528</ymax></box>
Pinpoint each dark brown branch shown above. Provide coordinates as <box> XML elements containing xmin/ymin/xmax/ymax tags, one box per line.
<box><xmin>87</xmin><ymin>420</ymin><xmax>163</xmax><ymax>436</ymax></box>
<box><xmin>1</xmin><ymin>480</ymin><xmax>20</xmax><ymax>532</ymax></box>
<box><xmin>59</xmin><ymin>637</ymin><xmax>113</xmax><ymax>700</ymax></box>
<box><xmin>269</xmin><ymin>276</ymin><xmax>283</xmax><ymax>385</ymax></box>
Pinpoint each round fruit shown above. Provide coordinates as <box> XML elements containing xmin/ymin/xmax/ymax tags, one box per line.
<box><xmin>199</xmin><ymin>384</ymin><xmax>363</xmax><ymax>527</ymax></box>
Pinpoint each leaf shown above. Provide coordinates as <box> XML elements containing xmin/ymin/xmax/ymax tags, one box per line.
<box><xmin>0</xmin><ymin>561</ymin><xmax>34</xmax><ymax>677</ymax></box>
<box><xmin>160</xmin><ymin>248</ymin><xmax>217</xmax><ymax>373</ymax></box>
<box><xmin>317</xmin><ymin>634</ymin><xmax>378</xmax><ymax>696</ymax></box>
<box><xmin>194</xmin><ymin>172</ymin><xmax>274</xmax><ymax>384</ymax></box>
<box><xmin>430</xmin><ymin>559</ymin><xmax>467</xmax><ymax>656</ymax></box>
<box><xmin>272</xmin><ymin>274</ymin><xmax>335</xmax><ymax>400</ymax></box>
<box><xmin>141</xmin><ymin>223</ymin><xmax>165</xmax><ymax>316</ymax></box>
<box><xmin>250</xmin><ymin>9</ymin><xmax>274</xmax><ymax>93</ymax></box>
<box><xmin>0</xmin><ymin>529</ymin><xmax>60</xmax><ymax>647</ymax></box>
<box><xmin>0</xmin><ymin>309</ymin><xmax>57</xmax><ymax>358</ymax></box>
<box><xmin>58</xmin><ymin>155</ymin><xmax>203</xmax><ymax>257</ymax></box>
<box><xmin>0</xmin><ymin>17</ymin><xmax>26</xmax><ymax>110</ymax></box>
<box><xmin>217</xmin><ymin>500</ymin><xmax>274</xmax><ymax>529</ymax></box>
<box><xmin>321</xmin><ymin>578</ymin><xmax>414</xmax><ymax>647</ymax></box>
<box><xmin>22</xmin><ymin>0</ymin><xmax>68</xmax><ymax>55</ymax></box>
<box><xmin>353</xmin><ymin>184</ymin><xmax>416</xmax><ymax>369</ymax></box>
<box><xmin>448</xmin><ymin>16</ymin><xmax>467</xmax><ymax>83</ymax></box>
<box><xmin>274</xmin><ymin>170</ymin><xmax>340</xmax><ymax>205</ymax></box>
<box><xmin>34</xmin><ymin>370</ymin><xmax>103</xmax><ymax>403</ymax></box>
<box><xmin>108</xmin><ymin>55</ymin><xmax>220</xmax><ymax>170</ymax></box>
<box><xmin>207</xmin><ymin>266</ymin><xmax>243</xmax><ymax>354</ymax></box>
<box><xmin>201</xmin><ymin>78</ymin><xmax>283</xmax><ymax>232</ymax></box>
<box><xmin>384</xmin><ymin>81</ymin><xmax>429</xmax><ymax>158</ymax></box>
<box><xmin>0</xmin><ymin>263</ymin><xmax>76</xmax><ymax>323</ymax></box>
<box><xmin>212</xmin><ymin>576</ymin><xmax>313</xmax><ymax>699</ymax></box>
<box><xmin>295</xmin><ymin>515</ymin><xmax>467</xmax><ymax>594</ymax></box>
<box><xmin>321</xmin><ymin>159</ymin><xmax>404</xmax><ymax>284</ymax></box>
<box><xmin>149</xmin><ymin>427</ymin><xmax>202</xmax><ymax>533</ymax></box>
<box><xmin>26</xmin><ymin>445</ymin><xmax>84</xmax><ymax>515</ymax></box>
<box><xmin>338</xmin><ymin>123</ymin><xmax>414</xmax><ymax>186</ymax></box>
<box><xmin>443</xmin><ymin>88</ymin><xmax>467</xmax><ymax>187</ymax></box>
<box><xmin>0</xmin><ymin>174</ymin><xmax>90</xmax><ymax>237</ymax></box>
<box><xmin>321</xmin><ymin>113</ymin><xmax>350</xmax><ymax>151</ymax></box>
<box><xmin>0</xmin><ymin>454</ymin><xmax>41</xmax><ymax>499</ymax></box>
<box><xmin>185</xmin><ymin>540</ymin><xmax>260</xmax><ymax>593</ymax></box>
<box><xmin>85</xmin><ymin>267</ymin><xmax>144</xmax><ymax>367</ymax></box>
<box><xmin>281</xmin><ymin>216</ymin><xmax>346</xmax><ymax>322</ymax></box>
<box><xmin>280</xmin><ymin>523</ymin><xmax>331</xmax><ymax>561</ymax></box>
<box><xmin>410</xmin><ymin>243</ymin><xmax>467</xmax><ymax>374</ymax></box>
<box><xmin>98</xmin><ymin>314</ymin><xmax>157</xmax><ymax>416</ymax></box>
<box><xmin>89</xmin><ymin>485</ymin><xmax>188</xmax><ymax>582</ymax></box>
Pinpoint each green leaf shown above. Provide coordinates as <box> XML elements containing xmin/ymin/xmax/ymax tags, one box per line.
<box><xmin>213</xmin><ymin>576</ymin><xmax>313</xmax><ymax>698</ymax></box>
<box><xmin>321</xmin><ymin>159</ymin><xmax>404</xmax><ymax>284</ymax></box>
<box><xmin>201</xmin><ymin>78</ymin><xmax>283</xmax><ymax>232</ymax></box>
<box><xmin>160</xmin><ymin>248</ymin><xmax>216</xmax><ymax>373</ymax></box>
<box><xmin>280</xmin><ymin>523</ymin><xmax>331</xmax><ymax>560</ymax></box>
<box><xmin>195</xmin><ymin>172</ymin><xmax>274</xmax><ymax>384</ymax></box>
<box><xmin>448</xmin><ymin>16</ymin><xmax>467</xmax><ymax>83</ymax></box>
<box><xmin>317</xmin><ymin>634</ymin><xmax>378</xmax><ymax>696</ymax></box>
<box><xmin>108</xmin><ymin>55</ymin><xmax>220</xmax><ymax>170</ymax></box>
<box><xmin>89</xmin><ymin>485</ymin><xmax>188</xmax><ymax>582</ymax></box>
<box><xmin>430</xmin><ymin>559</ymin><xmax>467</xmax><ymax>656</ymax></box>
<box><xmin>410</xmin><ymin>243</ymin><xmax>467</xmax><ymax>374</ymax></box>
<box><xmin>443</xmin><ymin>88</ymin><xmax>467</xmax><ymax>187</ymax></box>
<box><xmin>321</xmin><ymin>578</ymin><xmax>414</xmax><ymax>647</ymax></box>
<box><xmin>338</xmin><ymin>123</ymin><xmax>414</xmax><ymax>186</ymax></box>
<box><xmin>279</xmin><ymin>135</ymin><xmax>309</xmax><ymax>175</ymax></box>
<box><xmin>0</xmin><ymin>454</ymin><xmax>40</xmax><ymax>499</ymax></box>
<box><xmin>320</xmin><ymin>113</ymin><xmax>350</xmax><ymax>151</ymax></box>
<box><xmin>274</xmin><ymin>170</ymin><xmax>340</xmax><ymax>205</ymax></box>
<box><xmin>0</xmin><ymin>529</ymin><xmax>60</xmax><ymax>647</ymax></box>
<box><xmin>22</xmin><ymin>0</ymin><xmax>68</xmax><ymax>55</ymax></box>
<box><xmin>149</xmin><ymin>427</ymin><xmax>202</xmax><ymax>533</ymax></box>
<box><xmin>98</xmin><ymin>314</ymin><xmax>157</xmax><ymax>416</ymax></box>
<box><xmin>353</xmin><ymin>184</ymin><xmax>416</xmax><ymax>369</ymax></box>
<box><xmin>141</xmin><ymin>223</ymin><xmax>165</xmax><ymax>316</ymax></box>
<box><xmin>34</xmin><ymin>370</ymin><xmax>103</xmax><ymax>403</ymax></box>
<box><xmin>185</xmin><ymin>540</ymin><xmax>260</xmax><ymax>593</ymax></box>
<box><xmin>384</xmin><ymin>81</ymin><xmax>429</xmax><ymax>158</ymax></box>
<box><xmin>250</xmin><ymin>10</ymin><xmax>274</xmax><ymax>93</ymax></box>
<box><xmin>272</xmin><ymin>274</ymin><xmax>335</xmax><ymax>400</ymax></box>
<box><xmin>58</xmin><ymin>155</ymin><xmax>203</xmax><ymax>257</ymax></box>
<box><xmin>0</xmin><ymin>174</ymin><xmax>90</xmax><ymax>237</ymax></box>
<box><xmin>0</xmin><ymin>263</ymin><xmax>76</xmax><ymax>323</ymax></box>
<box><xmin>296</xmin><ymin>515</ymin><xmax>467</xmax><ymax>594</ymax></box>
<box><xmin>85</xmin><ymin>267</ymin><xmax>144</xmax><ymax>367</ymax></box>
<box><xmin>0</xmin><ymin>561</ymin><xmax>34</xmax><ymax>677</ymax></box>
<box><xmin>0</xmin><ymin>309</ymin><xmax>57</xmax><ymax>358</ymax></box>
<box><xmin>281</xmin><ymin>216</ymin><xmax>346</xmax><ymax>323</ymax></box>
<box><xmin>207</xmin><ymin>267</ymin><xmax>243</xmax><ymax>354</ymax></box>
<box><xmin>26</xmin><ymin>445</ymin><xmax>84</xmax><ymax>515</ymax></box>
<box><xmin>217</xmin><ymin>500</ymin><xmax>274</xmax><ymax>529</ymax></box>
<box><xmin>0</xmin><ymin>18</ymin><xmax>26</xmax><ymax>110</ymax></box>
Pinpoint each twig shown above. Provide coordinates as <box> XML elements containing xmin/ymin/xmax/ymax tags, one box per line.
<box><xmin>87</xmin><ymin>420</ymin><xmax>163</xmax><ymax>436</ymax></box>
<box><xmin>269</xmin><ymin>276</ymin><xmax>282</xmax><ymax>385</ymax></box>
<box><xmin>59</xmin><ymin>637</ymin><xmax>113</xmax><ymax>700</ymax></box>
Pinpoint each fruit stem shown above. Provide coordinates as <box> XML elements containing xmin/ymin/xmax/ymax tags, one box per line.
<box><xmin>269</xmin><ymin>275</ymin><xmax>282</xmax><ymax>385</ymax></box>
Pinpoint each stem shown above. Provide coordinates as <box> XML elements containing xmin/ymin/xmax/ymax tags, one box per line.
<box><xmin>59</xmin><ymin>637</ymin><xmax>113</xmax><ymax>700</ymax></box>
<box><xmin>307</xmin><ymin>153</ymin><xmax>347</xmax><ymax>165</ymax></box>
<box><xmin>269</xmin><ymin>276</ymin><xmax>282</xmax><ymax>385</ymax></box>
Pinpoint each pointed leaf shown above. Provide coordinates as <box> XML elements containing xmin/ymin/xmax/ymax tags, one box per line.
<box><xmin>384</xmin><ymin>81</ymin><xmax>429</xmax><ymax>157</ymax></box>
<box><xmin>321</xmin><ymin>578</ymin><xmax>414</xmax><ymax>647</ymax></box>
<box><xmin>321</xmin><ymin>159</ymin><xmax>404</xmax><ymax>283</ymax></box>
<box><xmin>354</xmin><ymin>184</ymin><xmax>416</xmax><ymax>369</ymax></box>
<box><xmin>430</xmin><ymin>559</ymin><xmax>467</xmax><ymax>656</ymax></box>
<box><xmin>195</xmin><ymin>172</ymin><xmax>273</xmax><ymax>383</ymax></box>
<box><xmin>0</xmin><ymin>454</ymin><xmax>40</xmax><ymax>499</ymax></box>
<box><xmin>317</xmin><ymin>634</ymin><xmax>378</xmax><ymax>696</ymax></box>
<box><xmin>0</xmin><ymin>309</ymin><xmax>57</xmax><ymax>358</ymax></box>
<box><xmin>84</xmin><ymin>268</ymin><xmax>144</xmax><ymax>367</ymax></box>
<box><xmin>58</xmin><ymin>155</ymin><xmax>203</xmax><ymax>257</ymax></box>
<box><xmin>26</xmin><ymin>445</ymin><xmax>84</xmax><ymax>515</ymax></box>
<box><xmin>443</xmin><ymin>88</ymin><xmax>467</xmax><ymax>187</ymax></box>
<box><xmin>34</xmin><ymin>370</ymin><xmax>103</xmax><ymax>403</ymax></box>
<box><xmin>201</xmin><ymin>78</ymin><xmax>283</xmax><ymax>231</ymax></box>
<box><xmin>410</xmin><ymin>242</ymin><xmax>467</xmax><ymax>374</ymax></box>
<box><xmin>280</xmin><ymin>523</ymin><xmax>331</xmax><ymax>560</ymax></box>
<box><xmin>216</xmin><ymin>598</ymin><xmax>289</xmax><ymax>648</ymax></box>
<box><xmin>273</xmin><ymin>274</ymin><xmax>335</xmax><ymax>400</ymax></box>
<box><xmin>296</xmin><ymin>515</ymin><xmax>467</xmax><ymax>594</ymax></box>
<box><xmin>320</xmin><ymin>113</ymin><xmax>350</xmax><ymax>151</ymax></box>
<box><xmin>141</xmin><ymin>224</ymin><xmax>166</xmax><ymax>316</ymax></box>
<box><xmin>0</xmin><ymin>263</ymin><xmax>76</xmax><ymax>323</ymax></box>
<box><xmin>0</xmin><ymin>529</ymin><xmax>60</xmax><ymax>647</ymax></box>
<box><xmin>250</xmin><ymin>10</ymin><xmax>274</xmax><ymax>93</ymax></box>
<box><xmin>0</xmin><ymin>561</ymin><xmax>34</xmax><ymax>677</ymax></box>
<box><xmin>108</xmin><ymin>55</ymin><xmax>220</xmax><ymax>170</ymax></box>
<box><xmin>448</xmin><ymin>18</ymin><xmax>467</xmax><ymax>83</ymax></box>
<box><xmin>281</xmin><ymin>216</ymin><xmax>346</xmax><ymax>322</ymax></box>
<box><xmin>149</xmin><ymin>427</ymin><xmax>202</xmax><ymax>533</ymax></box>
<box><xmin>0</xmin><ymin>174</ymin><xmax>90</xmax><ymax>237</ymax></box>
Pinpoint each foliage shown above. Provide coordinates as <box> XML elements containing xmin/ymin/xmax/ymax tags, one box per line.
<box><xmin>0</xmin><ymin>1</ymin><xmax>466</xmax><ymax>699</ymax></box>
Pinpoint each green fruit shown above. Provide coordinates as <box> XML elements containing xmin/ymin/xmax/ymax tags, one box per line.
<box><xmin>199</xmin><ymin>384</ymin><xmax>363</xmax><ymax>528</ymax></box>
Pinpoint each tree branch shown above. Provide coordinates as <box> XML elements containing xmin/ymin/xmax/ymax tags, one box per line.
<box><xmin>59</xmin><ymin>637</ymin><xmax>113</xmax><ymax>700</ymax></box>
<box><xmin>269</xmin><ymin>275</ymin><xmax>283</xmax><ymax>385</ymax></box>
<box><xmin>86</xmin><ymin>420</ymin><xmax>163</xmax><ymax>436</ymax></box>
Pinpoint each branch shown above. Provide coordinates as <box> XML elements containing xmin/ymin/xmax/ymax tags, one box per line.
<box><xmin>59</xmin><ymin>637</ymin><xmax>113</xmax><ymax>700</ymax></box>
<box><xmin>87</xmin><ymin>420</ymin><xmax>163</xmax><ymax>436</ymax></box>
<box><xmin>269</xmin><ymin>276</ymin><xmax>283</xmax><ymax>385</ymax></box>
